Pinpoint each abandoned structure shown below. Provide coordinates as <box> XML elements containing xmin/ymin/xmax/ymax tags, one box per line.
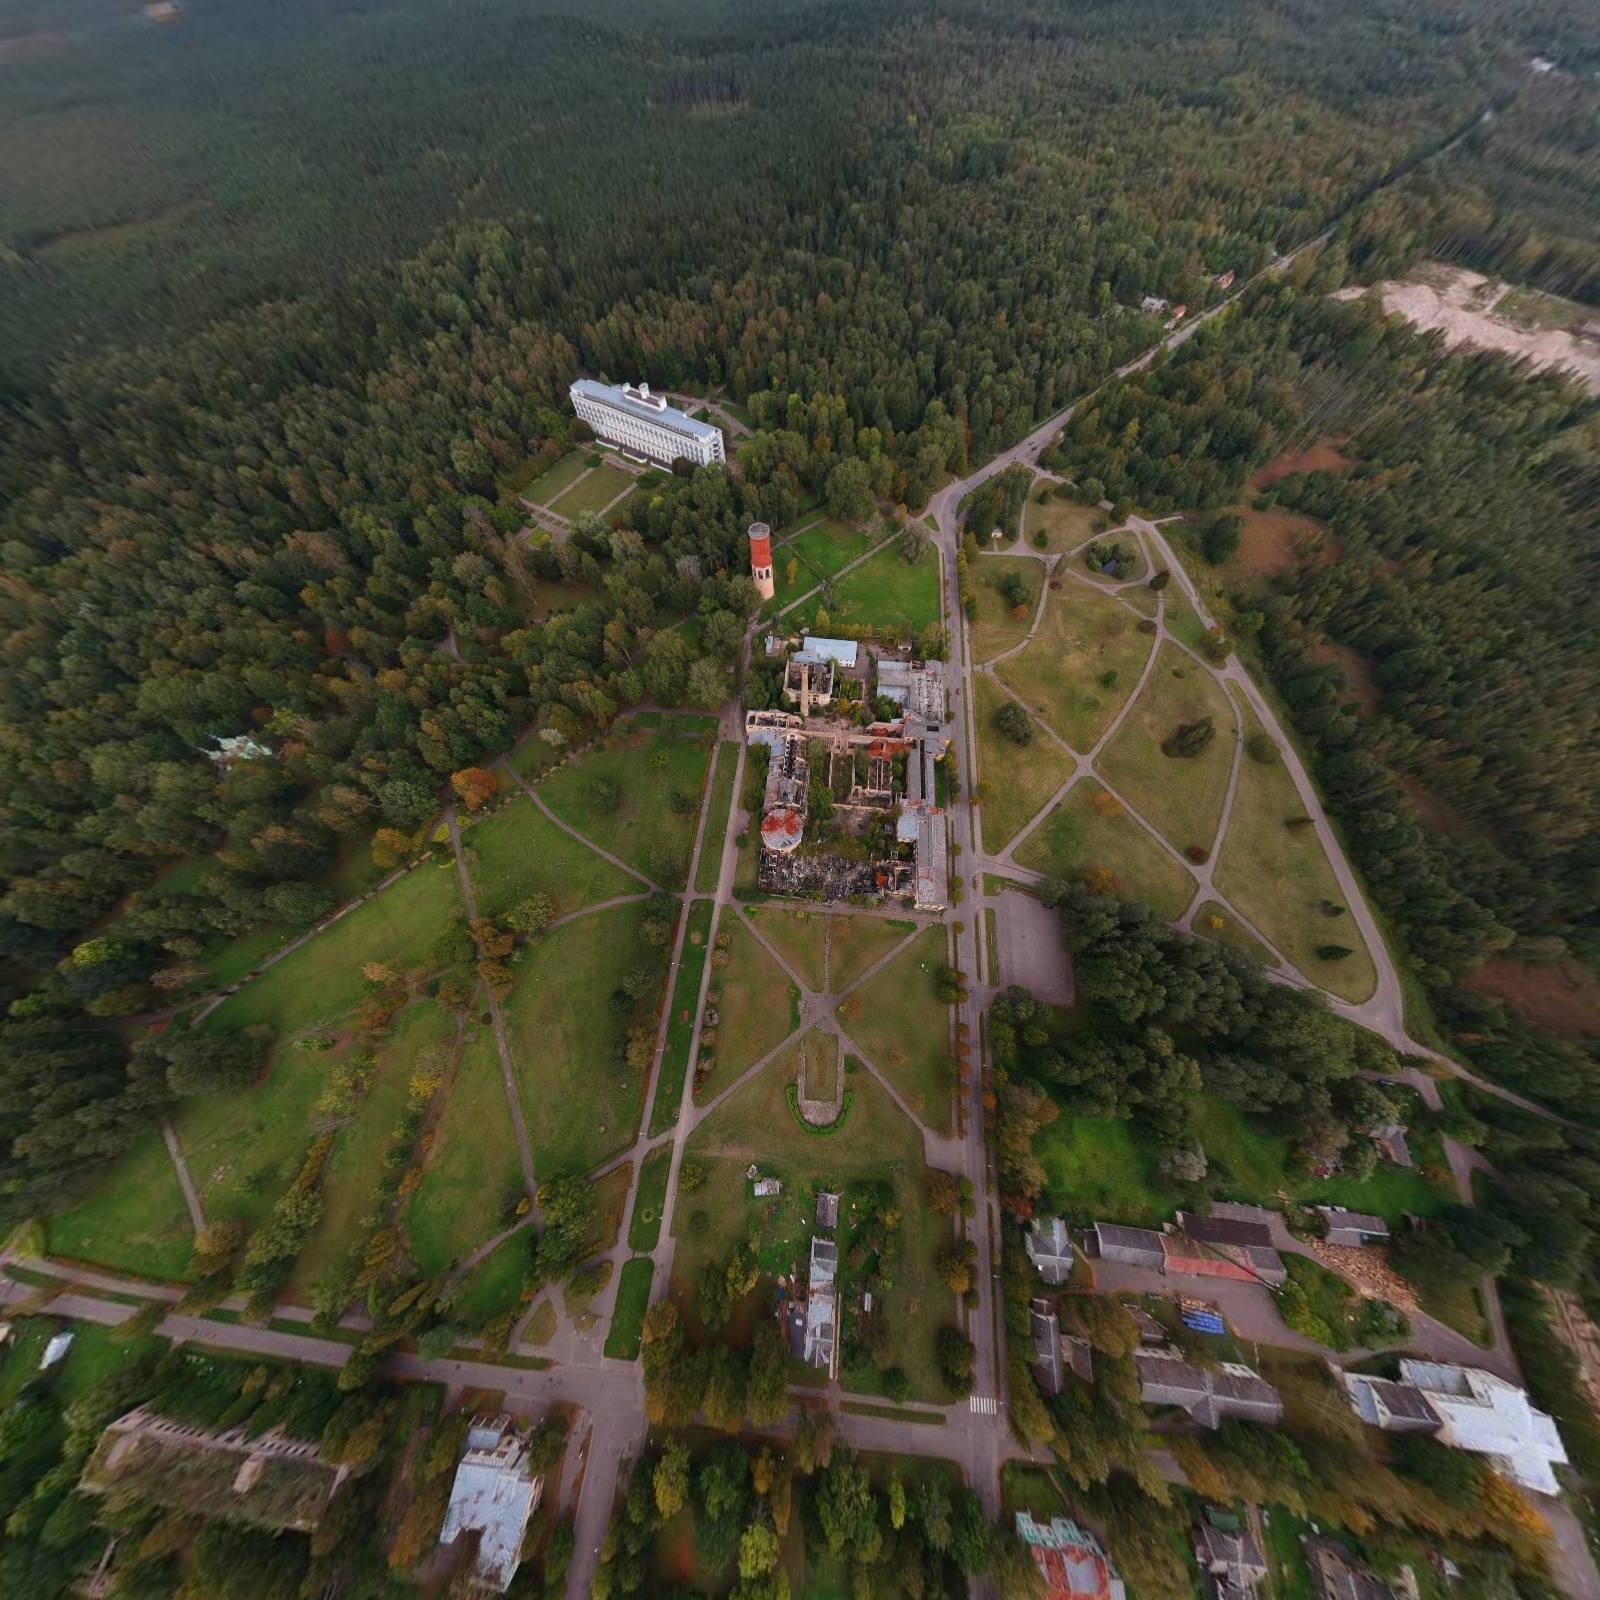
<box><xmin>746</xmin><ymin>710</ymin><xmax>809</xmax><ymax>854</ymax></box>
<box><xmin>82</xmin><ymin>1407</ymin><xmax>347</xmax><ymax>1532</ymax></box>
<box><xmin>437</xmin><ymin>1415</ymin><xmax>546</xmax><ymax>1593</ymax></box>
<box><xmin>1135</xmin><ymin>1351</ymin><xmax>1283</xmax><ymax>1428</ymax></box>
<box><xmin>788</xmin><ymin>1235</ymin><xmax>840</xmax><ymax>1378</ymax></box>
<box><xmin>1337</xmin><ymin>1362</ymin><xmax>1568</xmax><ymax>1496</ymax></box>
<box><xmin>1015</xmin><ymin>1511</ymin><xmax>1127</xmax><ymax>1600</ymax></box>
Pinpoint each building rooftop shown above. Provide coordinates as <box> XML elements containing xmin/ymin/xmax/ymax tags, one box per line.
<box><xmin>1396</xmin><ymin>1361</ymin><xmax>1568</xmax><ymax>1495</ymax></box>
<box><xmin>1026</xmin><ymin>1218</ymin><xmax>1074</xmax><ymax>1283</ymax></box>
<box><xmin>1015</xmin><ymin>1511</ymin><xmax>1127</xmax><ymax>1600</ymax></box>
<box><xmin>800</xmin><ymin>635</ymin><xmax>859</xmax><ymax>668</ymax></box>
<box><xmin>804</xmin><ymin>1236</ymin><xmax>840</xmax><ymax>1373</ymax></box>
<box><xmin>1136</xmin><ymin>1352</ymin><xmax>1282</xmax><ymax>1428</ymax></box>
<box><xmin>569</xmin><ymin>378</ymin><xmax>722</xmax><ymax>445</ymax></box>
<box><xmin>438</xmin><ymin>1416</ymin><xmax>544</xmax><ymax>1592</ymax></box>
<box><xmin>1315</xmin><ymin>1206</ymin><xmax>1389</xmax><ymax>1241</ymax></box>
<box><xmin>816</xmin><ymin>1191</ymin><xmax>840</xmax><ymax>1231</ymax></box>
<box><xmin>1178</xmin><ymin>1211</ymin><xmax>1275</xmax><ymax>1249</ymax></box>
<box><xmin>1095</xmin><ymin>1222</ymin><xmax>1165</xmax><ymax>1257</ymax></box>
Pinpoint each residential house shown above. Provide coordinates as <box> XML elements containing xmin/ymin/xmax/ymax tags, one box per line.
<box><xmin>1306</xmin><ymin>1536</ymin><xmax>1395</xmax><ymax>1600</ymax></box>
<box><xmin>1026</xmin><ymin>1217</ymin><xmax>1075</xmax><ymax>1284</ymax></box>
<box><xmin>1369</xmin><ymin>1123</ymin><xmax>1413</xmax><ymax>1167</ymax></box>
<box><xmin>1093</xmin><ymin>1222</ymin><xmax>1165</xmax><ymax>1270</ymax></box>
<box><xmin>1315</xmin><ymin>1207</ymin><xmax>1390</xmax><ymax>1248</ymax></box>
<box><xmin>1135</xmin><ymin>1351</ymin><xmax>1283</xmax><ymax>1428</ymax></box>
<box><xmin>1194</xmin><ymin>1509</ymin><xmax>1267</xmax><ymax>1599</ymax></box>
<box><xmin>1015</xmin><ymin>1511</ymin><xmax>1127</xmax><ymax>1600</ymax></box>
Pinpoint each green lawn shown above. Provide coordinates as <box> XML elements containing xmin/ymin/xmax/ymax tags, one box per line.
<box><xmin>407</xmin><ymin>1026</ymin><xmax>527</xmax><ymax>1272</ymax></box>
<box><xmin>1013</xmin><ymin>778</ymin><xmax>1194</xmax><ymax>920</ymax></box>
<box><xmin>604</xmin><ymin>1256</ymin><xmax>654</xmax><ymax>1360</ymax></box>
<box><xmin>995</xmin><ymin>581</ymin><xmax>1153</xmax><ymax>753</ymax></box>
<box><xmin>788</xmin><ymin>539</ymin><xmax>941</xmax><ymax>639</ymax></box>
<box><xmin>1096</xmin><ymin>644</ymin><xmax>1237</xmax><ymax>855</ymax></box>
<box><xmin>973</xmin><ymin>674</ymin><xmax>1073</xmax><ymax>855</ymax></box>
<box><xmin>520</xmin><ymin>450</ymin><xmax>592</xmax><ymax>507</ymax></box>
<box><xmin>502</xmin><ymin>903</ymin><xmax>658</xmax><ymax>1176</ymax></box>
<box><xmin>674</xmin><ymin>1050</ymin><xmax>955</xmax><ymax>1400</ymax></box>
<box><xmin>651</xmin><ymin>899</ymin><xmax>713</xmax><ymax>1137</ymax></box>
<box><xmin>787</xmin><ymin>518</ymin><xmax>877</xmax><ymax>579</ymax></box>
<box><xmin>968</xmin><ymin>554</ymin><xmax>1042</xmax><ymax>664</ymax></box>
<box><xmin>290</xmin><ymin>1001</ymin><xmax>459</xmax><ymax>1295</ymax></box>
<box><xmin>464</xmin><ymin>795</ymin><xmax>637</xmax><ymax>921</ymax></box>
<box><xmin>1021</xmin><ymin>494</ymin><xmax>1103</xmax><ymax>552</ymax></box>
<box><xmin>627</xmin><ymin>1147</ymin><xmax>673</xmax><ymax>1254</ymax></box>
<box><xmin>201</xmin><ymin>861</ymin><xmax>465</xmax><ymax>1038</ymax></box>
<box><xmin>455</xmin><ymin>1232</ymin><xmax>532</xmax><ymax>1327</ymax></box>
<box><xmin>549</xmin><ymin>462</ymin><xmax>638</xmax><ymax>520</ymax></box>
<box><xmin>528</xmin><ymin>577</ymin><xmax>611</xmax><ymax>623</ymax></box>
<box><xmin>701</xmin><ymin>917</ymin><xmax>799</xmax><ymax>1097</ymax></box>
<box><xmin>537</xmin><ymin>720</ymin><xmax>712</xmax><ymax>890</ymax></box>
<box><xmin>47</xmin><ymin>1130</ymin><xmax>196</xmax><ymax>1282</ymax></box>
<box><xmin>1215</xmin><ymin>703</ymin><xmax>1377</xmax><ymax>1004</ymax></box>
<box><xmin>693</xmin><ymin>742</ymin><xmax>739</xmax><ymax>895</ymax></box>
<box><xmin>837</xmin><ymin>924</ymin><xmax>953</xmax><ymax>1133</ymax></box>
<box><xmin>176</xmin><ymin>1039</ymin><xmax>339</xmax><ymax>1235</ymax></box>
<box><xmin>1190</xmin><ymin>898</ymin><xmax>1275</xmax><ymax>965</ymax></box>
<box><xmin>1036</xmin><ymin>1113</ymin><xmax>1171</xmax><ymax>1224</ymax></box>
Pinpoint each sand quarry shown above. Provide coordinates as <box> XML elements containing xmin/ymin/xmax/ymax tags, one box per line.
<box><xmin>1334</xmin><ymin>263</ymin><xmax>1600</xmax><ymax>394</ymax></box>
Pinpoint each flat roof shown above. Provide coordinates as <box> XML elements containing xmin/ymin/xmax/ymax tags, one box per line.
<box><xmin>570</xmin><ymin>379</ymin><xmax>722</xmax><ymax>445</ymax></box>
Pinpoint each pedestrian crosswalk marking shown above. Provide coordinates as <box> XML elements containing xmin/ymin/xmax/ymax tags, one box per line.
<box><xmin>969</xmin><ymin>1395</ymin><xmax>998</xmax><ymax>1415</ymax></box>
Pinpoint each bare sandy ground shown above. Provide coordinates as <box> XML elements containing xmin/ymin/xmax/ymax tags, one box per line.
<box><xmin>1334</xmin><ymin>264</ymin><xmax>1600</xmax><ymax>393</ymax></box>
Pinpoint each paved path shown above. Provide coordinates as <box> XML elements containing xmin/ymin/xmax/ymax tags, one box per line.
<box><xmin>162</xmin><ymin>1120</ymin><xmax>206</xmax><ymax>1232</ymax></box>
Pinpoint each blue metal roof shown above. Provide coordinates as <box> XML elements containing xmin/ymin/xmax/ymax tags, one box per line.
<box><xmin>570</xmin><ymin>379</ymin><xmax>722</xmax><ymax>445</ymax></box>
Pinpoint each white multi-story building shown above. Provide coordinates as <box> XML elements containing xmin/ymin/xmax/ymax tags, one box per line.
<box><xmin>569</xmin><ymin>379</ymin><xmax>725</xmax><ymax>468</ymax></box>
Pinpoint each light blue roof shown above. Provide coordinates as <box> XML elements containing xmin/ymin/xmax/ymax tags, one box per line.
<box><xmin>570</xmin><ymin>379</ymin><xmax>722</xmax><ymax>445</ymax></box>
<box><xmin>800</xmin><ymin>636</ymin><xmax>859</xmax><ymax>667</ymax></box>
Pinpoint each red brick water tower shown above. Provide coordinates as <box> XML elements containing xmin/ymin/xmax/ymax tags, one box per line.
<box><xmin>748</xmin><ymin>522</ymin><xmax>774</xmax><ymax>601</ymax></box>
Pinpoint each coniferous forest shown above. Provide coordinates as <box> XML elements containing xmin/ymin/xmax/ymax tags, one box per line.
<box><xmin>3</xmin><ymin>0</ymin><xmax>1600</xmax><ymax>1589</ymax></box>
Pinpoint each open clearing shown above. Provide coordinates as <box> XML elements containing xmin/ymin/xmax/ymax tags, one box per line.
<box><xmin>407</xmin><ymin>1026</ymin><xmax>527</xmax><ymax>1272</ymax></box>
<box><xmin>1215</xmin><ymin>701</ymin><xmax>1376</xmax><ymax>1003</ymax></box>
<box><xmin>520</xmin><ymin>451</ymin><xmax>592</xmax><ymax>506</ymax></box>
<box><xmin>838</xmin><ymin>923</ymin><xmax>952</xmax><ymax>1133</ymax></box>
<box><xmin>652</xmin><ymin>899</ymin><xmax>713</xmax><ymax>1137</ymax></box>
<box><xmin>787</xmin><ymin>518</ymin><xmax>876</xmax><ymax>579</ymax></box>
<box><xmin>995</xmin><ymin>581</ymin><xmax>1153</xmax><ymax>753</ymax></box>
<box><xmin>746</xmin><ymin>907</ymin><xmax>913</xmax><ymax>995</ymax></box>
<box><xmin>537</xmin><ymin>719</ymin><xmax>712</xmax><ymax>890</ymax></box>
<box><xmin>47</xmin><ymin>1130</ymin><xmax>195</xmax><ymax>1282</ymax></box>
<box><xmin>789</xmin><ymin>539</ymin><xmax>941</xmax><ymax>639</ymax></box>
<box><xmin>967</xmin><ymin>555</ymin><xmax>1042</xmax><ymax>664</ymax></box>
<box><xmin>991</xmin><ymin>888</ymin><xmax>1074</xmax><ymax>1004</ymax></box>
<box><xmin>1022</xmin><ymin>493</ymin><xmax>1103</xmax><ymax>552</ymax></box>
<box><xmin>549</xmin><ymin>461</ymin><xmax>637</xmax><ymax>519</ymax></box>
<box><xmin>502</xmin><ymin>903</ymin><xmax>659</xmax><ymax>1176</ymax></box>
<box><xmin>464</xmin><ymin>794</ymin><xmax>637</xmax><ymax>921</ymax></box>
<box><xmin>1190</xmin><ymin>899</ymin><xmax>1275</xmax><ymax>966</ymax></box>
<box><xmin>700</xmin><ymin>917</ymin><xmax>798</xmax><ymax>1097</ymax></box>
<box><xmin>1013</xmin><ymin>779</ymin><xmax>1193</xmax><ymax>922</ymax></box>
<box><xmin>1470</xmin><ymin>957</ymin><xmax>1600</xmax><ymax>1039</ymax></box>
<box><xmin>200</xmin><ymin>862</ymin><xmax>464</xmax><ymax>1038</ymax></box>
<box><xmin>1096</xmin><ymin>643</ymin><xmax>1236</xmax><ymax>855</ymax></box>
<box><xmin>693</xmin><ymin>741</ymin><xmax>739</xmax><ymax>895</ymax></box>
<box><xmin>973</xmin><ymin>674</ymin><xmax>1074</xmax><ymax>855</ymax></box>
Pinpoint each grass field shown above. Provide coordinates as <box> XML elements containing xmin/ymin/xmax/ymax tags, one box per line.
<box><xmin>973</xmin><ymin>675</ymin><xmax>1073</xmax><ymax>855</ymax></box>
<box><xmin>967</xmin><ymin>555</ymin><xmax>1043</xmax><ymax>664</ymax></box>
<box><xmin>47</xmin><ymin>1130</ymin><xmax>196</xmax><ymax>1282</ymax></box>
<box><xmin>994</xmin><ymin>581</ymin><xmax>1153</xmax><ymax>752</ymax></box>
<box><xmin>1035</xmin><ymin>1113</ymin><xmax>1171</xmax><ymax>1224</ymax></box>
<box><xmin>1021</xmin><ymin>494</ymin><xmax>1103</xmax><ymax>552</ymax></box>
<box><xmin>673</xmin><ymin>1051</ymin><xmax>953</xmax><ymax>1400</ymax></box>
<box><xmin>1215</xmin><ymin>703</ymin><xmax>1376</xmax><ymax>1004</ymax></box>
<box><xmin>549</xmin><ymin>462</ymin><xmax>638</xmax><ymax>520</ymax></box>
<box><xmin>521</xmin><ymin>451</ymin><xmax>592</xmax><ymax>507</ymax></box>
<box><xmin>1190</xmin><ymin>898</ymin><xmax>1276</xmax><ymax>964</ymax></box>
<box><xmin>693</xmin><ymin>742</ymin><xmax>740</xmax><ymax>895</ymax></box>
<box><xmin>1013</xmin><ymin>779</ymin><xmax>1194</xmax><ymax>920</ymax></box>
<box><xmin>788</xmin><ymin>539</ymin><xmax>941</xmax><ymax>639</ymax></box>
<box><xmin>744</xmin><ymin>907</ymin><xmax>913</xmax><ymax>997</ymax></box>
<box><xmin>651</xmin><ymin>899</ymin><xmax>713</xmax><ymax>1137</ymax></box>
<box><xmin>701</xmin><ymin>918</ymin><xmax>799</xmax><ymax>1097</ymax></box>
<box><xmin>604</xmin><ymin>1256</ymin><xmax>654</xmax><ymax>1360</ymax></box>
<box><xmin>787</xmin><ymin>519</ymin><xmax>876</xmax><ymax>578</ymax></box>
<box><xmin>200</xmin><ymin>861</ymin><xmax>464</xmax><ymax>1038</ymax></box>
<box><xmin>291</xmin><ymin>1001</ymin><xmax>460</xmax><ymax>1294</ymax></box>
<box><xmin>407</xmin><ymin>1026</ymin><xmax>527</xmax><ymax>1272</ymax></box>
<box><xmin>502</xmin><ymin>903</ymin><xmax>658</xmax><ymax>1176</ymax></box>
<box><xmin>837</xmin><ymin>924</ymin><xmax>953</xmax><ymax>1133</ymax></box>
<box><xmin>537</xmin><ymin>721</ymin><xmax>712</xmax><ymax>890</ymax></box>
<box><xmin>794</xmin><ymin>1029</ymin><xmax>839</xmax><ymax>1101</ymax></box>
<box><xmin>628</xmin><ymin>1147</ymin><xmax>673</xmax><ymax>1253</ymax></box>
<box><xmin>1096</xmin><ymin>644</ymin><xmax>1236</xmax><ymax>855</ymax></box>
<box><xmin>464</xmin><ymin>796</ymin><xmax>637</xmax><ymax>921</ymax></box>
<box><xmin>455</xmin><ymin>1232</ymin><xmax>531</xmax><ymax>1326</ymax></box>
